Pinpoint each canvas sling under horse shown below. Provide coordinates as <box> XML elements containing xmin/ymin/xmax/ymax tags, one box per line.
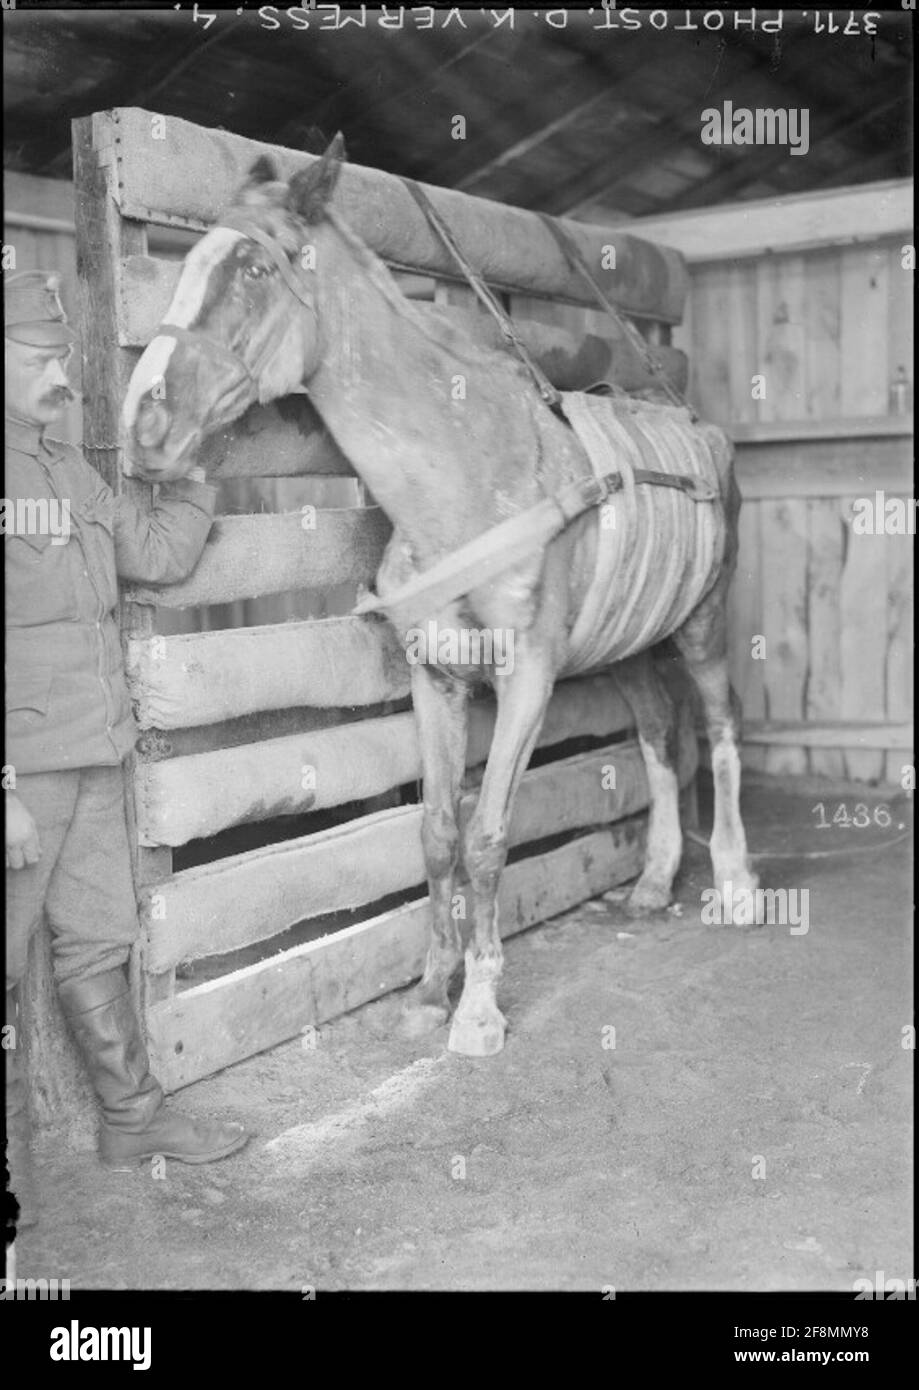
<box><xmin>355</xmin><ymin>183</ymin><xmax>723</xmax><ymax>637</ymax></box>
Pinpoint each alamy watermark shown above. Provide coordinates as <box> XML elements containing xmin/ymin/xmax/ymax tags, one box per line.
<box><xmin>701</xmin><ymin>102</ymin><xmax>810</xmax><ymax>157</ymax></box>
<box><xmin>701</xmin><ymin>882</ymin><xmax>810</xmax><ymax>934</ymax></box>
<box><xmin>404</xmin><ymin>620</ymin><xmax>515</xmax><ymax>675</ymax></box>
<box><xmin>1</xmin><ymin>496</ymin><xmax>71</xmax><ymax>544</ymax></box>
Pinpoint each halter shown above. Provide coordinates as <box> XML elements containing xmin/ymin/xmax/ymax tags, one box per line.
<box><xmin>155</xmin><ymin>213</ymin><xmax>316</xmax><ymax>391</ymax></box>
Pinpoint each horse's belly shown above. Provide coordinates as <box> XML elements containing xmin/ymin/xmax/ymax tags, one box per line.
<box><xmin>560</xmin><ymin>394</ymin><xmax>728</xmax><ymax>678</ymax></box>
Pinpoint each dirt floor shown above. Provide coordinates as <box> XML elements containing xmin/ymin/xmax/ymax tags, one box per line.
<box><xmin>14</xmin><ymin>772</ymin><xmax>913</xmax><ymax>1291</ymax></box>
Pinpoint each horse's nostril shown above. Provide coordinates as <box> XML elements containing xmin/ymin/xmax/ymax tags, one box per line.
<box><xmin>136</xmin><ymin>397</ymin><xmax>171</xmax><ymax>448</ymax></box>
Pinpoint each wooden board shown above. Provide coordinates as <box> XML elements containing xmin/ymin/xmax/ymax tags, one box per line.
<box><xmin>727</xmin><ymin>261</ymin><xmax>759</xmax><ymax>426</ymax></box>
<box><xmin>885</xmin><ymin>525</ymin><xmax>914</xmax><ymax>785</ymax></box>
<box><xmin>143</xmin><ymin>731</ymin><xmax>697</xmax><ymax>972</ymax></box>
<box><xmin>615</xmin><ymin>179</ymin><xmax>912</xmax><ymax>263</ymax></box>
<box><xmin>135</xmin><ymin>671</ymin><xmax>637</xmax><ymax>846</ymax></box>
<box><xmin>805</xmin><ymin>499</ymin><xmax>846</xmax><ymax>778</ymax></box>
<box><xmin>734</xmin><ymin>435</ymin><xmax>911</xmax><ymax>500</ymax></box>
<box><xmin>103</xmin><ymin>108</ymin><xmax>688</xmax><ymax>321</ymax></box>
<box><xmin>838</xmin><ymin>498</ymin><xmax>888</xmax><ymax>781</ymax></box>
<box><xmin>760</xmin><ymin>500</ymin><xmax>809</xmax><ymax>775</ymax></box>
<box><xmin>143</xmin><ymin>735</ymin><xmax>675</xmax><ymax>971</ymax></box>
<box><xmin>840</xmin><ymin>243</ymin><xmax>890</xmax><ymax>417</ymax></box>
<box><xmin>803</xmin><ymin>248</ymin><xmax>842</xmax><ymax>423</ymax></box>
<box><xmin>126</xmin><ymin>507</ymin><xmax>391</xmax><ymax>609</ymax></box>
<box><xmin>146</xmin><ymin>816</ymin><xmax>648</xmax><ymax>1091</ymax></box>
<box><xmin>126</xmin><ymin>617</ymin><xmax>411</xmax><ymax>729</ymax></box>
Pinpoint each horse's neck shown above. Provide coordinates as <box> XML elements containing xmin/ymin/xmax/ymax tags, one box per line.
<box><xmin>305</xmin><ymin>220</ymin><xmax>545</xmax><ymax>562</ymax></box>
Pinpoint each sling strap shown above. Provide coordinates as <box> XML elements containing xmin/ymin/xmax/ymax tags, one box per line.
<box><xmin>536</xmin><ymin>211</ymin><xmax>693</xmax><ymax>417</ymax></box>
<box><xmin>402</xmin><ymin>177</ymin><xmax>564</xmax><ymax>413</ymax></box>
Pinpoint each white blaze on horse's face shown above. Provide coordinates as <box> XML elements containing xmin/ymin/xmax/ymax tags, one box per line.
<box><xmin>122</xmin><ymin>222</ymin><xmax>314</xmax><ymax>481</ymax></box>
<box><xmin>123</xmin><ymin>228</ymin><xmax>250</xmax><ymax>480</ymax></box>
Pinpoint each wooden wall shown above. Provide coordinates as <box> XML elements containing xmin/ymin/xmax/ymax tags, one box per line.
<box><xmin>627</xmin><ymin>182</ymin><xmax>913</xmax><ymax>785</ymax></box>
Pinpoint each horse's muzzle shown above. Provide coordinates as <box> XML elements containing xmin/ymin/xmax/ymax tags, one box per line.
<box><xmin>134</xmin><ymin>397</ymin><xmax>172</xmax><ymax>450</ymax></box>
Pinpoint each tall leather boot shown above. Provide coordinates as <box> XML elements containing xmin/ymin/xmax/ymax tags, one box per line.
<box><xmin>5</xmin><ymin>989</ymin><xmax>38</xmax><ymax>1229</ymax></box>
<box><xmin>58</xmin><ymin>968</ymin><xmax>249</xmax><ymax>1170</ymax></box>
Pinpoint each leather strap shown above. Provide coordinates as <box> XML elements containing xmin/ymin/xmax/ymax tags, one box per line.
<box><xmin>536</xmin><ymin>211</ymin><xmax>693</xmax><ymax>417</ymax></box>
<box><xmin>402</xmin><ymin>177</ymin><xmax>563</xmax><ymax>413</ymax></box>
<box><xmin>220</xmin><ymin>213</ymin><xmax>316</xmax><ymax>310</ymax></box>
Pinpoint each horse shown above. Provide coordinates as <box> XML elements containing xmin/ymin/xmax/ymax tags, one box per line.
<box><xmin>122</xmin><ymin>135</ymin><xmax>758</xmax><ymax>1058</ymax></box>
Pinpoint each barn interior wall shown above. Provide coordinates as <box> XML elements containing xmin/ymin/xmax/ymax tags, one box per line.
<box><xmin>678</xmin><ymin>238</ymin><xmax>912</xmax><ymax>784</ymax></box>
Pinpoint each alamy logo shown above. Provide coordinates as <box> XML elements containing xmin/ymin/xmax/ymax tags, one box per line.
<box><xmin>701</xmin><ymin>102</ymin><xmax>810</xmax><ymax>156</ymax></box>
<box><xmin>1</xmin><ymin>496</ymin><xmax>71</xmax><ymax>544</ymax></box>
<box><xmin>404</xmin><ymin>620</ymin><xmax>516</xmax><ymax>675</ymax></box>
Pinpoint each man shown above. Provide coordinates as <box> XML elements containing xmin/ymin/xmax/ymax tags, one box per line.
<box><xmin>5</xmin><ymin>270</ymin><xmax>249</xmax><ymax>1230</ymax></box>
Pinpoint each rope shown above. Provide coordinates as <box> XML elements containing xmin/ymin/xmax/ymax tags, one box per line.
<box><xmin>402</xmin><ymin>177</ymin><xmax>563</xmax><ymax>412</ymax></box>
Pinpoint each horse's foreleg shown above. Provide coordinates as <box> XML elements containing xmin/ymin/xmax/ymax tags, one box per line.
<box><xmin>400</xmin><ymin>663</ymin><xmax>469</xmax><ymax>1038</ymax></box>
<box><xmin>449</xmin><ymin>651</ymin><xmax>554</xmax><ymax>1057</ymax></box>
<box><xmin>673</xmin><ymin>584</ymin><xmax>759</xmax><ymax>920</ymax></box>
<box><xmin>615</xmin><ymin>651</ymin><xmax>682</xmax><ymax>914</ymax></box>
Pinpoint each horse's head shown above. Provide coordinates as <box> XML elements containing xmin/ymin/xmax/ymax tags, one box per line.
<box><xmin>123</xmin><ymin>134</ymin><xmax>345</xmax><ymax>481</ymax></box>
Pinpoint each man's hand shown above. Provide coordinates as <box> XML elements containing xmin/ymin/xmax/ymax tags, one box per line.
<box><xmin>6</xmin><ymin>793</ymin><xmax>41</xmax><ymax>869</ymax></box>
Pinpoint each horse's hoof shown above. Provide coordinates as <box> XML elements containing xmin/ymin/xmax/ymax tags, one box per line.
<box><xmin>398</xmin><ymin>1001</ymin><xmax>449</xmax><ymax>1039</ymax></box>
<box><xmin>447</xmin><ymin>1011</ymin><xmax>506</xmax><ymax>1057</ymax></box>
<box><xmin>625</xmin><ymin>879</ymin><xmax>671</xmax><ymax>916</ymax></box>
<box><xmin>716</xmin><ymin>870</ymin><xmax>761</xmax><ymax>925</ymax></box>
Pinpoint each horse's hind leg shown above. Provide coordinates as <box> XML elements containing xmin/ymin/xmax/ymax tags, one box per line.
<box><xmin>615</xmin><ymin>650</ymin><xmax>683</xmax><ymax>915</ymax></box>
<box><xmin>399</xmin><ymin>663</ymin><xmax>469</xmax><ymax>1039</ymax></box>
<box><xmin>449</xmin><ymin>645</ymin><xmax>554</xmax><ymax>1057</ymax></box>
<box><xmin>672</xmin><ymin>580</ymin><xmax>759</xmax><ymax>920</ymax></box>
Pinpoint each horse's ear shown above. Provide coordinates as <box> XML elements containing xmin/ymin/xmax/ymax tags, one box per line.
<box><xmin>234</xmin><ymin>154</ymin><xmax>282</xmax><ymax>206</ymax></box>
<box><xmin>287</xmin><ymin>132</ymin><xmax>347</xmax><ymax>224</ymax></box>
<box><xmin>248</xmin><ymin>155</ymin><xmax>278</xmax><ymax>185</ymax></box>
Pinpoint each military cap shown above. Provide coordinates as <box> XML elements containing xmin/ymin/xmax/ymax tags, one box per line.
<box><xmin>4</xmin><ymin>269</ymin><xmax>77</xmax><ymax>347</ymax></box>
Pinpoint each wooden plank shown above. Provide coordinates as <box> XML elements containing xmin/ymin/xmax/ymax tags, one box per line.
<box><xmin>726</xmin><ymin>262</ymin><xmax>759</xmax><ymax>426</ymax></box>
<box><xmin>126</xmin><ymin>507</ymin><xmax>391</xmax><ymax>609</ymax></box>
<box><xmin>756</xmin><ymin>254</ymin><xmax>807</xmax><ymax>424</ymax></box>
<box><xmin>198</xmin><ymin>398</ymin><xmax>353</xmax><ymax>479</ymax></box>
<box><xmin>805</xmin><ymin>500</ymin><xmax>846</xmax><ymax>778</ymax></box>
<box><xmin>126</xmin><ymin>617</ymin><xmax>411</xmax><ymax>729</ymax></box>
<box><xmin>743</xmin><ymin>721</ymin><xmax>912</xmax><ymax>750</ymax></box>
<box><xmin>734</xmin><ymin>436</ymin><xmax>912</xmax><ymax>500</ymax></box>
<box><xmin>885</xmin><ymin>527</ymin><xmax>914</xmax><ymax>784</ymax></box>
<box><xmin>840</xmin><ymin>243</ymin><xmax>890</xmax><ymax>417</ymax></box>
<box><xmin>136</xmin><ymin>701</ymin><xmax>407</xmax><ymax>762</ymax></box>
<box><xmin>107</xmin><ymin>107</ymin><xmax>688</xmax><ymax>322</ymax></box>
<box><xmin>731</xmin><ymin>416</ymin><xmax>911</xmax><ymax>444</ymax></box>
<box><xmin>687</xmin><ymin>266</ymin><xmax>732</xmax><ymax>425</ymax></box>
<box><xmin>615</xmin><ymin>180</ymin><xmax>912</xmax><ymax>263</ymax></box>
<box><xmin>119</xmin><ymin>254</ymin><xmax>689</xmax><ymax>395</ymax></box>
<box><xmin>135</xmin><ymin>672</ymin><xmax>637</xmax><ymax>846</ymax></box>
<box><xmin>838</xmin><ymin>499</ymin><xmax>888</xmax><ymax>781</ymax></box>
<box><xmin>143</xmin><ymin>732</ymin><xmax>700</xmax><ymax>972</ymax></box>
<box><xmin>761</xmin><ymin>499</ymin><xmax>809</xmax><ymax>775</ymax></box>
<box><xmin>72</xmin><ymin>113</ymin><xmax>175</xmax><ymax>1056</ymax></box>
<box><xmin>887</xmin><ymin>240</ymin><xmax>914</xmax><ymax>401</ymax></box>
<box><xmin>803</xmin><ymin>248</ymin><xmax>842</xmax><ymax>423</ymax></box>
<box><xmin>146</xmin><ymin>816</ymin><xmax>649</xmax><ymax>1091</ymax></box>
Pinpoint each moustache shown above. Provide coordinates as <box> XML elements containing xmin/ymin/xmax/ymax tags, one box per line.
<box><xmin>43</xmin><ymin>385</ymin><xmax>80</xmax><ymax>405</ymax></box>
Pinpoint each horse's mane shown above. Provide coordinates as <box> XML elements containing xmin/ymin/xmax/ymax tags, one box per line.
<box><xmin>324</xmin><ymin>206</ymin><xmax>507</xmax><ymax>371</ymax></box>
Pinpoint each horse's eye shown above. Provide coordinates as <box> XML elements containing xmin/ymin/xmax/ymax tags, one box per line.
<box><xmin>243</xmin><ymin>261</ymin><xmax>273</xmax><ymax>281</ymax></box>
